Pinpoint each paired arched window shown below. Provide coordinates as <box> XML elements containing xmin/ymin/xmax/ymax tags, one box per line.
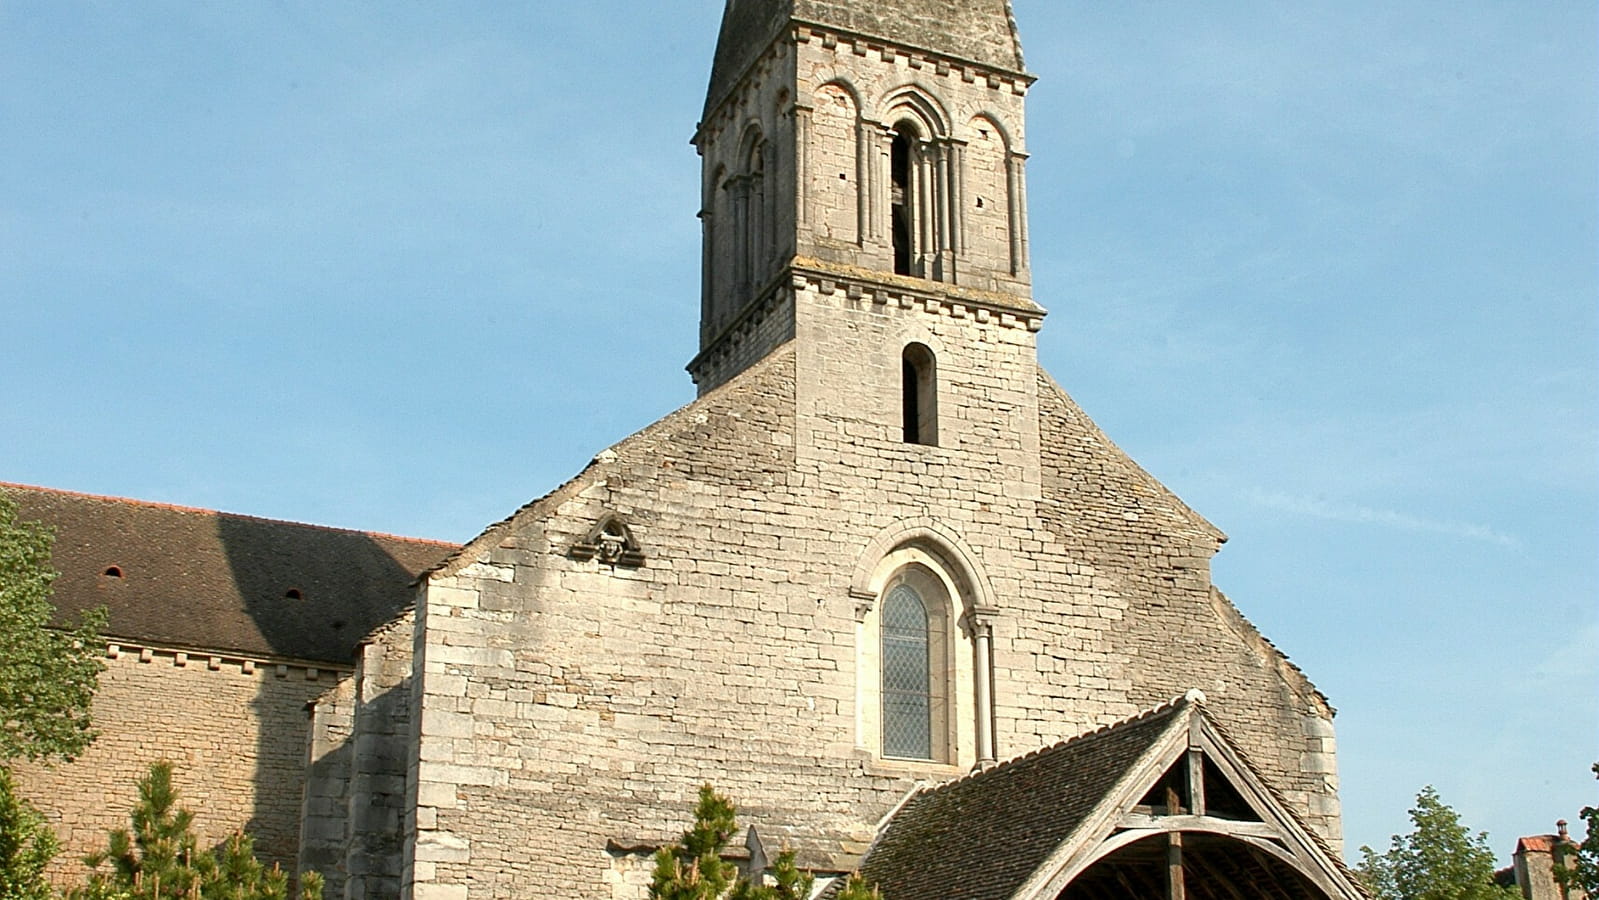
<box><xmin>883</xmin><ymin>92</ymin><xmax>951</xmax><ymax>283</ymax></box>
<box><xmin>891</xmin><ymin>127</ymin><xmax>917</xmax><ymax>276</ymax></box>
<box><xmin>734</xmin><ymin>133</ymin><xmax>769</xmax><ymax>299</ymax></box>
<box><xmin>902</xmin><ymin>343</ymin><xmax>938</xmax><ymax>446</ymax></box>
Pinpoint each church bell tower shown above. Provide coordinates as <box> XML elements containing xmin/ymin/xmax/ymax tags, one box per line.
<box><xmin>689</xmin><ymin>0</ymin><xmax>1045</xmax><ymax>397</ymax></box>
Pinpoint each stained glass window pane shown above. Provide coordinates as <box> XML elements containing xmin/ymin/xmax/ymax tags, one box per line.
<box><xmin>882</xmin><ymin>583</ymin><xmax>931</xmax><ymax>759</ymax></box>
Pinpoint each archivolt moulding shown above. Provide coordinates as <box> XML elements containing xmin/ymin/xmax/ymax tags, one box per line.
<box><xmin>848</xmin><ymin>518</ymin><xmax>998</xmax><ymax>623</ymax></box>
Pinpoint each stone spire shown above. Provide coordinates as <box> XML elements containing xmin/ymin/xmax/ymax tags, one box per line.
<box><xmin>705</xmin><ymin>0</ymin><xmax>1026</xmax><ymax>117</ymax></box>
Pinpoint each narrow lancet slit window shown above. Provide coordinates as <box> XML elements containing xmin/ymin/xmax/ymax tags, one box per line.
<box><xmin>891</xmin><ymin>130</ymin><xmax>914</xmax><ymax>276</ymax></box>
<box><xmin>882</xmin><ymin>582</ymin><xmax>932</xmax><ymax>759</ymax></box>
<box><xmin>902</xmin><ymin>343</ymin><xmax>938</xmax><ymax>445</ymax></box>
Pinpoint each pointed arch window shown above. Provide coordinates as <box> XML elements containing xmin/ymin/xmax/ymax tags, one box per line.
<box><xmin>881</xmin><ymin>582</ymin><xmax>932</xmax><ymax>759</ymax></box>
<box><xmin>874</xmin><ymin>565</ymin><xmax>951</xmax><ymax>762</ymax></box>
<box><xmin>856</xmin><ymin>538</ymin><xmax>999</xmax><ymax>770</ymax></box>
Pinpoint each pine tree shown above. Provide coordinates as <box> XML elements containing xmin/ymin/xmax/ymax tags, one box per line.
<box><xmin>764</xmin><ymin>847</ymin><xmax>814</xmax><ymax>900</ymax></box>
<box><xmin>201</xmin><ymin>831</ymin><xmax>292</xmax><ymax>900</ymax></box>
<box><xmin>80</xmin><ymin>761</ymin><xmax>204</xmax><ymax>900</ymax></box>
<box><xmin>1357</xmin><ymin>786</ymin><xmax>1518</xmax><ymax>900</ymax></box>
<box><xmin>75</xmin><ymin>763</ymin><xmax>323</xmax><ymax>900</ymax></box>
<box><xmin>730</xmin><ymin>846</ymin><xmax>813</xmax><ymax>900</ymax></box>
<box><xmin>832</xmin><ymin>874</ymin><xmax>881</xmax><ymax>900</ymax></box>
<box><xmin>648</xmin><ymin>785</ymin><xmax>880</xmax><ymax>900</ymax></box>
<box><xmin>0</xmin><ymin>766</ymin><xmax>58</xmax><ymax>900</ymax></box>
<box><xmin>649</xmin><ymin>786</ymin><xmax>738</xmax><ymax>900</ymax></box>
<box><xmin>0</xmin><ymin>495</ymin><xmax>106</xmax><ymax>763</ymax></box>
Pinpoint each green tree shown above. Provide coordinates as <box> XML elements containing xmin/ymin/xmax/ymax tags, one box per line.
<box><xmin>202</xmin><ymin>830</ymin><xmax>320</xmax><ymax>900</ymax></box>
<box><xmin>1553</xmin><ymin>762</ymin><xmax>1598</xmax><ymax>896</ymax></box>
<box><xmin>80</xmin><ymin>761</ymin><xmax>205</xmax><ymax>900</ymax></box>
<box><xmin>832</xmin><ymin>873</ymin><xmax>881</xmax><ymax>900</ymax></box>
<box><xmin>649</xmin><ymin>785</ymin><xmax>882</xmax><ymax>900</ymax></box>
<box><xmin>1358</xmin><ymin>786</ymin><xmax>1517</xmax><ymax>900</ymax></box>
<box><xmin>649</xmin><ymin>785</ymin><xmax>739</xmax><ymax>900</ymax></box>
<box><xmin>0</xmin><ymin>494</ymin><xmax>106</xmax><ymax>763</ymax></box>
<box><xmin>76</xmin><ymin>763</ymin><xmax>322</xmax><ymax>900</ymax></box>
<box><xmin>730</xmin><ymin>846</ymin><xmax>813</xmax><ymax>900</ymax></box>
<box><xmin>0</xmin><ymin>766</ymin><xmax>58</xmax><ymax>900</ymax></box>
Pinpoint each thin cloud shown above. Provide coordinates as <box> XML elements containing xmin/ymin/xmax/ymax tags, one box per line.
<box><xmin>1246</xmin><ymin>489</ymin><xmax>1521</xmax><ymax>548</ymax></box>
<box><xmin>1530</xmin><ymin>621</ymin><xmax>1599</xmax><ymax>687</ymax></box>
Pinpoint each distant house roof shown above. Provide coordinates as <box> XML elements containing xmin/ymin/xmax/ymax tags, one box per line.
<box><xmin>1519</xmin><ymin>835</ymin><xmax>1558</xmax><ymax>854</ymax></box>
<box><xmin>3</xmin><ymin>483</ymin><xmax>457</xmax><ymax>665</ymax></box>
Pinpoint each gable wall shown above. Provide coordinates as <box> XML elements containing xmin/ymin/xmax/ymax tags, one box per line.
<box><xmin>395</xmin><ymin>339</ymin><xmax>1340</xmax><ymax>900</ymax></box>
<box><xmin>1034</xmin><ymin>376</ymin><xmax>1341</xmax><ymax>843</ymax></box>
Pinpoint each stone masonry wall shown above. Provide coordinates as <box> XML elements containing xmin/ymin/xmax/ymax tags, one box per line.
<box><xmin>344</xmin><ymin>616</ymin><xmax>418</xmax><ymax>900</ymax></box>
<box><xmin>1033</xmin><ymin>372</ymin><xmax>1342</xmax><ymax>843</ymax></box>
<box><xmin>789</xmin><ymin>26</ymin><xmax>1033</xmax><ymax>297</ymax></box>
<box><xmin>397</xmin><ymin>330</ymin><xmax>1341</xmax><ymax>900</ymax></box>
<box><xmin>302</xmin><ymin>674</ymin><xmax>356</xmax><ymax>900</ymax></box>
<box><xmin>390</xmin><ymin>13</ymin><xmax>1337</xmax><ymax>897</ymax></box>
<box><xmin>16</xmin><ymin>643</ymin><xmax>341</xmax><ymax>888</ymax></box>
<box><xmin>300</xmin><ymin>612</ymin><xmax>419</xmax><ymax>900</ymax></box>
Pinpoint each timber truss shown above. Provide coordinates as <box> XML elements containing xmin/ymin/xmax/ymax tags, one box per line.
<box><xmin>858</xmin><ymin>691</ymin><xmax>1370</xmax><ymax>900</ymax></box>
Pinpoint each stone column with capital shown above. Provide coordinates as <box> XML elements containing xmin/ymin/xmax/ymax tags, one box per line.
<box><xmin>970</xmin><ymin>608</ymin><xmax>999</xmax><ymax>767</ymax></box>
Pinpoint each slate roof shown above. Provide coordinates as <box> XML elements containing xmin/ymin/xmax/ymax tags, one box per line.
<box><xmin>858</xmin><ymin>702</ymin><xmax>1186</xmax><ymax>900</ymax></box>
<box><xmin>705</xmin><ymin>0</ymin><xmax>1027</xmax><ymax>118</ymax></box>
<box><xmin>3</xmin><ymin>483</ymin><xmax>457</xmax><ymax>665</ymax></box>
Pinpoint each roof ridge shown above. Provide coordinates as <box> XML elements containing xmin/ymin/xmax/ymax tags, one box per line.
<box><xmin>421</xmin><ymin>343</ymin><xmax>800</xmax><ymax>582</ymax></box>
<box><xmin>1209</xmin><ymin>585</ymin><xmax>1333</xmax><ymax>715</ymax></box>
<box><xmin>909</xmin><ymin>691</ymin><xmax>1202</xmax><ymax>797</ymax></box>
<box><xmin>0</xmin><ymin>481</ymin><xmax>459</xmax><ymax>549</ymax></box>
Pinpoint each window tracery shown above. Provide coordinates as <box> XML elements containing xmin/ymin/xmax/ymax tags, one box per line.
<box><xmin>881</xmin><ymin>579</ymin><xmax>935</xmax><ymax>759</ymax></box>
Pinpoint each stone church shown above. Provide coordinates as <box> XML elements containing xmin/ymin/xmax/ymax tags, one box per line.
<box><xmin>10</xmin><ymin>2</ymin><xmax>1369</xmax><ymax>898</ymax></box>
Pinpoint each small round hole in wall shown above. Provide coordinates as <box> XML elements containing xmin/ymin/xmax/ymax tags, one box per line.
<box><xmin>103</xmin><ymin>566</ymin><xmax>123</xmax><ymax>578</ymax></box>
<box><xmin>285</xmin><ymin>588</ymin><xmax>303</xmax><ymax>601</ymax></box>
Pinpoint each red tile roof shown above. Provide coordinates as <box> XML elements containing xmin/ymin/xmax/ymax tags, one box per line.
<box><xmin>1518</xmin><ymin>835</ymin><xmax>1557</xmax><ymax>854</ymax></box>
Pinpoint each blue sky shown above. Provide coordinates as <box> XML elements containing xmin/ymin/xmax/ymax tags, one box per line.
<box><xmin>1</xmin><ymin>0</ymin><xmax>1594</xmax><ymax>864</ymax></box>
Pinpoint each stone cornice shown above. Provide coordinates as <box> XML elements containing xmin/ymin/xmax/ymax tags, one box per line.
<box><xmin>100</xmin><ymin>638</ymin><xmax>352</xmax><ymax>680</ymax></box>
<box><xmin>792</xmin><ymin>20</ymin><xmax>1034</xmax><ymax>87</ymax></box>
<box><xmin>790</xmin><ymin>257</ymin><xmax>1046</xmax><ymax>330</ymax></box>
<box><xmin>696</xmin><ymin>21</ymin><xmax>1035</xmax><ymax>148</ymax></box>
<box><xmin>686</xmin><ymin>269</ymin><xmax>796</xmax><ymax>384</ymax></box>
<box><xmin>687</xmin><ymin>257</ymin><xmax>1045</xmax><ymax>386</ymax></box>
